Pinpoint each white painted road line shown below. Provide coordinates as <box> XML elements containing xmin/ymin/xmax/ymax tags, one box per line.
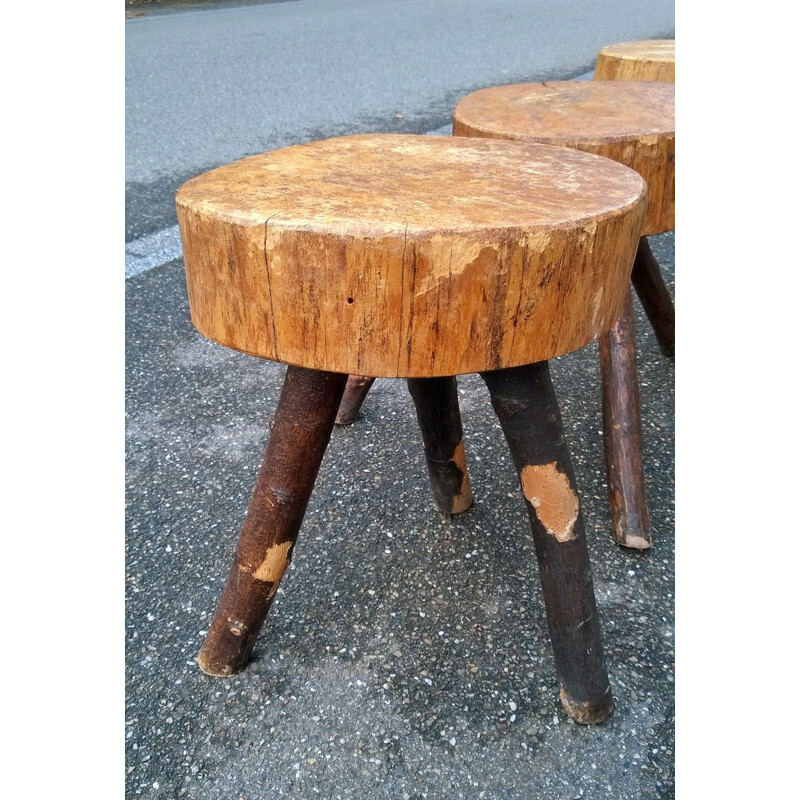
<box><xmin>125</xmin><ymin>224</ymin><xmax>183</xmax><ymax>279</ymax></box>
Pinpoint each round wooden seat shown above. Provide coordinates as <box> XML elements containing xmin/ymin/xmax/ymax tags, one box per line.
<box><xmin>595</xmin><ymin>39</ymin><xmax>675</xmax><ymax>82</ymax></box>
<box><xmin>177</xmin><ymin>133</ymin><xmax>646</xmax><ymax>378</ymax></box>
<box><xmin>453</xmin><ymin>81</ymin><xmax>674</xmax><ymax>237</ymax></box>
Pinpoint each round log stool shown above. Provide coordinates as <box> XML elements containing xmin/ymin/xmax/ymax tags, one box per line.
<box><xmin>594</xmin><ymin>39</ymin><xmax>675</xmax><ymax>83</ymax></box>
<box><xmin>453</xmin><ymin>81</ymin><xmax>674</xmax><ymax>550</ymax></box>
<box><xmin>176</xmin><ymin>134</ymin><xmax>648</xmax><ymax>724</ymax></box>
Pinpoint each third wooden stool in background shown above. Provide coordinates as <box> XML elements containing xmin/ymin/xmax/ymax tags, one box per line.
<box><xmin>592</xmin><ymin>39</ymin><xmax>675</xmax><ymax>550</ymax></box>
<box><xmin>594</xmin><ymin>39</ymin><xmax>675</xmax><ymax>83</ymax></box>
<box><xmin>593</xmin><ymin>38</ymin><xmax>676</xmax><ymax>358</ymax></box>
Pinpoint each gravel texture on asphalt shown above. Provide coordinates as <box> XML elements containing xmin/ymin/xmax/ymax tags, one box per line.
<box><xmin>125</xmin><ymin>225</ymin><xmax>674</xmax><ymax>798</ymax></box>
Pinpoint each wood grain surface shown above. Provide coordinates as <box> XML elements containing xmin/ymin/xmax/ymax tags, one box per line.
<box><xmin>177</xmin><ymin>134</ymin><xmax>646</xmax><ymax>377</ymax></box>
<box><xmin>453</xmin><ymin>82</ymin><xmax>674</xmax><ymax>236</ymax></box>
<box><xmin>595</xmin><ymin>39</ymin><xmax>675</xmax><ymax>82</ymax></box>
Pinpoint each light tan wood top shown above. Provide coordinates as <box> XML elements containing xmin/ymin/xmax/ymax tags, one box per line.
<box><xmin>177</xmin><ymin>134</ymin><xmax>647</xmax><ymax>377</ymax></box>
<box><xmin>595</xmin><ymin>39</ymin><xmax>675</xmax><ymax>82</ymax></box>
<box><xmin>453</xmin><ymin>81</ymin><xmax>674</xmax><ymax>235</ymax></box>
<box><xmin>177</xmin><ymin>133</ymin><xmax>644</xmax><ymax>236</ymax></box>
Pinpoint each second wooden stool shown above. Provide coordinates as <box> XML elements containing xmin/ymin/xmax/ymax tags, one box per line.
<box><xmin>176</xmin><ymin>134</ymin><xmax>648</xmax><ymax>723</ymax></box>
<box><xmin>453</xmin><ymin>80</ymin><xmax>674</xmax><ymax>549</ymax></box>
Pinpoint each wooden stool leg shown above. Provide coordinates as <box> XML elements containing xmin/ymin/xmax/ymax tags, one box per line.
<box><xmin>599</xmin><ymin>290</ymin><xmax>653</xmax><ymax>549</ymax></box>
<box><xmin>198</xmin><ymin>366</ymin><xmax>347</xmax><ymax>677</ymax></box>
<box><xmin>407</xmin><ymin>377</ymin><xmax>473</xmax><ymax>514</ymax></box>
<box><xmin>335</xmin><ymin>375</ymin><xmax>376</xmax><ymax>426</ymax></box>
<box><xmin>631</xmin><ymin>236</ymin><xmax>675</xmax><ymax>357</ymax></box>
<box><xmin>481</xmin><ymin>362</ymin><xmax>613</xmax><ymax>724</ymax></box>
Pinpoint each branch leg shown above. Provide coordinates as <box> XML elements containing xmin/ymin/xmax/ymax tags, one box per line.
<box><xmin>599</xmin><ymin>289</ymin><xmax>652</xmax><ymax>549</ymax></box>
<box><xmin>481</xmin><ymin>362</ymin><xmax>613</xmax><ymax>724</ymax></box>
<box><xmin>335</xmin><ymin>375</ymin><xmax>376</xmax><ymax>425</ymax></box>
<box><xmin>407</xmin><ymin>376</ymin><xmax>473</xmax><ymax>514</ymax></box>
<box><xmin>631</xmin><ymin>236</ymin><xmax>675</xmax><ymax>357</ymax></box>
<box><xmin>198</xmin><ymin>366</ymin><xmax>347</xmax><ymax>677</ymax></box>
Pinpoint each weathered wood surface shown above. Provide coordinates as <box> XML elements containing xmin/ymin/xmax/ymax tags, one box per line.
<box><xmin>335</xmin><ymin>375</ymin><xmax>376</xmax><ymax>425</ymax></box>
<box><xmin>482</xmin><ymin>362</ymin><xmax>613</xmax><ymax>723</ymax></box>
<box><xmin>197</xmin><ymin>366</ymin><xmax>347</xmax><ymax>677</ymax></box>
<box><xmin>177</xmin><ymin>134</ymin><xmax>646</xmax><ymax>378</ymax></box>
<box><xmin>599</xmin><ymin>291</ymin><xmax>652</xmax><ymax>549</ymax></box>
<box><xmin>592</xmin><ymin>44</ymin><xmax>676</xmax><ymax>355</ymax></box>
<box><xmin>595</xmin><ymin>39</ymin><xmax>675</xmax><ymax>83</ymax></box>
<box><xmin>453</xmin><ymin>82</ymin><xmax>674</xmax><ymax>236</ymax></box>
<box><xmin>407</xmin><ymin>377</ymin><xmax>473</xmax><ymax>514</ymax></box>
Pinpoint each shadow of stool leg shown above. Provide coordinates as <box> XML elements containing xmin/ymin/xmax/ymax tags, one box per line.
<box><xmin>335</xmin><ymin>375</ymin><xmax>376</xmax><ymax>425</ymax></box>
<box><xmin>631</xmin><ymin>236</ymin><xmax>675</xmax><ymax>357</ymax></box>
<box><xmin>599</xmin><ymin>289</ymin><xmax>653</xmax><ymax>549</ymax></box>
<box><xmin>198</xmin><ymin>366</ymin><xmax>348</xmax><ymax>677</ymax></box>
<box><xmin>407</xmin><ymin>376</ymin><xmax>473</xmax><ymax>514</ymax></box>
<box><xmin>481</xmin><ymin>362</ymin><xmax>613</xmax><ymax>724</ymax></box>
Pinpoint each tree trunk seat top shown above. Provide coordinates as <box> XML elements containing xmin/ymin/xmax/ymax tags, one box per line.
<box><xmin>595</xmin><ymin>39</ymin><xmax>675</xmax><ymax>82</ymax></box>
<box><xmin>453</xmin><ymin>81</ymin><xmax>674</xmax><ymax>236</ymax></box>
<box><xmin>177</xmin><ymin>133</ymin><xmax>646</xmax><ymax>378</ymax></box>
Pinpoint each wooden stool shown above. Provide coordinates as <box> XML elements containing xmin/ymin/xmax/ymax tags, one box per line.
<box><xmin>594</xmin><ymin>39</ymin><xmax>675</xmax><ymax>82</ymax></box>
<box><xmin>176</xmin><ymin>134</ymin><xmax>647</xmax><ymax>724</ymax></box>
<box><xmin>453</xmin><ymin>80</ymin><xmax>674</xmax><ymax>549</ymax></box>
<box><xmin>595</xmin><ymin>42</ymin><xmax>675</xmax><ymax>550</ymax></box>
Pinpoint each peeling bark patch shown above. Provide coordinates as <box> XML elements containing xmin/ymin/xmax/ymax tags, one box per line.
<box><xmin>453</xmin><ymin>440</ymin><xmax>469</xmax><ymax>488</ymax></box>
<box><xmin>253</xmin><ymin>540</ymin><xmax>292</xmax><ymax>586</ymax></box>
<box><xmin>520</xmin><ymin>462</ymin><xmax>579</xmax><ymax>541</ymax></box>
<box><xmin>450</xmin><ymin>440</ymin><xmax>473</xmax><ymax>513</ymax></box>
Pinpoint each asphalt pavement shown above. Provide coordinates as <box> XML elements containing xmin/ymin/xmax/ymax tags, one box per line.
<box><xmin>125</xmin><ymin>3</ymin><xmax>675</xmax><ymax>797</ymax></box>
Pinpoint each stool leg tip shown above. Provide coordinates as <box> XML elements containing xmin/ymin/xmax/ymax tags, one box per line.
<box><xmin>197</xmin><ymin>650</ymin><xmax>244</xmax><ymax>678</ymax></box>
<box><xmin>559</xmin><ymin>688</ymin><xmax>614</xmax><ymax>725</ymax></box>
<box><xmin>335</xmin><ymin>376</ymin><xmax>375</xmax><ymax>426</ymax></box>
<box><xmin>444</xmin><ymin>488</ymin><xmax>474</xmax><ymax>515</ymax></box>
<box><xmin>613</xmin><ymin>529</ymin><xmax>653</xmax><ymax>550</ymax></box>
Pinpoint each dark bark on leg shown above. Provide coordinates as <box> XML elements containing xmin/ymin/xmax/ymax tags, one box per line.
<box><xmin>335</xmin><ymin>376</ymin><xmax>376</xmax><ymax>425</ymax></box>
<box><xmin>407</xmin><ymin>377</ymin><xmax>473</xmax><ymax>514</ymax></box>
<box><xmin>599</xmin><ymin>290</ymin><xmax>653</xmax><ymax>549</ymax></box>
<box><xmin>631</xmin><ymin>236</ymin><xmax>675</xmax><ymax>357</ymax></box>
<box><xmin>198</xmin><ymin>366</ymin><xmax>347</xmax><ymax>677</ymax></box>
<box><xmin>481</xmin><ymin>362</ymin><xmax>613</xmax><ymax>724</ymax></box>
